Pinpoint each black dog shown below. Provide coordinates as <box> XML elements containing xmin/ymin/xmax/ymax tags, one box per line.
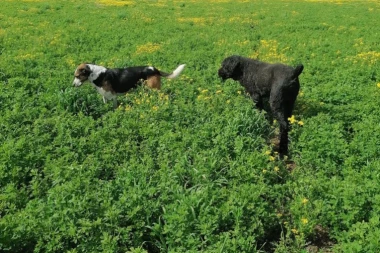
<box><xmin>218</xmin><ymin>55</ymin><xmax>304</xmax><ymax>155</ymax></box>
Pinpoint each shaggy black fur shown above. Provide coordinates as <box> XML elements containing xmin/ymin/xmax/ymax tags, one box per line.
<box><xmin>218</xmin><ymin>55</ymin><xmax>304</xmax><ymax>155</ymax></box>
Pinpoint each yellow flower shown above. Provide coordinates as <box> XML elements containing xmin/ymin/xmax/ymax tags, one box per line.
<box><xmin>276</xmin><ymin>213</ymin><xmax>283</xmax><ymax>218</ymax></box>
<box><xmin>302</xmin><ymin>198</ymin><xmax>309</xmax><ymax>205</ymax></box>
<box><xmin>288</xmin><ymin>115</ymin><xmax>297</xmax><ymax>124</ymax></box>
<box><xmin>135</xmin><ymin>42</ymin><xmax>161</xmax><ymax>55</ymax></box>
<box><xmin>269</xmin><ymin>156</ymin><xmax>275</xmax><ymax>161</ymax></box>
<box><xmin>291</xmin><ymin>228</ymin><xmax>298</xmax><ymax>234</ymax></box>
<box><xmin>298</xmin><ymin>121</ymin><xmax>304</xmax><ymax>126</ymax></box>
<box><xmin>152</xmin><ymin>106</ymin><xmax>159</xmax><ymax>111</ymax></box>
<box><xmin>216</xmin><ymin>90</ymin><xmax>222</xmax><ymax>94</ymax></box>
<box><xmin>265</xmin><ymin>150</ymin><xmax>271</xmax><ymax>155</ymax></box>
<box><xmin>226</xmin><ymin>100</ymin><xmax>231</xmax><ymax>104</ymax></box>
<box><xmin>97</xmin><ymin>0</ymin><xmax>134</xmax><ymax>6</ymax></box>
<box><xmin>201</xmin><ymin>89</ymin><xmax>209</xmax><ymax>93</ymax></box>
<box><xmin>262</xmin><ymin>169</ymin><xmax>267</xmax><ymax>174</ymax></box>
<box><xmin>274</xmin><ymin>166</ymin><xmax>280</xmax><ymax>172</ymax></box>
<box><xmin>125</xmin><ymin>106</ymin><xmax>132</xmax><ymax>111</ymax></box>
<box><xmin>301</xmin><ymin>218</ymin><xmax>308</xmax><ymax>224</ymax></box>
<box><xmin>237</xmin><ymin>90</ymin><xmax>242</xmax><ymax>95</ymax></box>
<box><xmin>377</xmin><ymin>83</ymin><xmax>380</xmax><ymax>88</ymax></box>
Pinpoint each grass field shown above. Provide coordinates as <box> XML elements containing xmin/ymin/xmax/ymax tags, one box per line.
<box><xmin>1</xmin><ymin>0</ymin><xmax>380</xmax><ymax>252</ymax></box>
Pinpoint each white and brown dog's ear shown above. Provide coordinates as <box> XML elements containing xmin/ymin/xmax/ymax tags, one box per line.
<box><xmin>73</xmin><ymin>63</ymin><xmax>92</xmax><ymax>87</ymax></box>
<box><xmin>75</xmin><ymin>63</ymin><xmax>92</xmax><ymax>76</ymax></box>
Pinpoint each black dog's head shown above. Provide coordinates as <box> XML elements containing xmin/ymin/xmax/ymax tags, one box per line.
<box><xmin>218</xmin><ymin>55</ymin><xmax>242</xmax><ymax>81</ymax></box>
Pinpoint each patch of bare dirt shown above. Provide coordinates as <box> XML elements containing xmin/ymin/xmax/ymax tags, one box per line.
<box><xmin>305</xmin><ymin>225</ymin><xmax>335</xmax><ymax>253</ymax></box>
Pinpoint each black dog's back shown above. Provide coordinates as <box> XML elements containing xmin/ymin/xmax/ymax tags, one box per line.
<box><xmin>252</xmin><ymin>62</ymin><xmax>302</xmax><ymax>97</ymax></box>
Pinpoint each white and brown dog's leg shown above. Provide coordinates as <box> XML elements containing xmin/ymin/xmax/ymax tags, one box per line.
<box><xmin>112</xmin><ymin>98</ymin><xmax>118</xmax><ymax>109</ymax></box>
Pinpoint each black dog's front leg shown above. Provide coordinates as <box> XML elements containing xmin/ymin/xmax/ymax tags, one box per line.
<box><xmin>251</xmin><ymin>93</ymin><xmax>263</xmax><ymax>111</ymax></box>
<box><xmin>279</xmin><ymin>122</ymin><xmax>289</xmax><ymax>156</ymax></box>
<box><xmin>273</xmin><ymin>109</ymin><xmax>289</xmax><ymax>156</ymax></box>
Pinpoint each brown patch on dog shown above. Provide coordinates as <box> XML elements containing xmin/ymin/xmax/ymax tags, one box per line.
<box><xmin>74</xmin><ymin>63</ymin><xmax>91</xmax><ymax>82</ymax></box>
<box><xmin>76</xmin><ymin>63</ymin><xmax>87</xmax><ymax>72</ymax></box>
<box><xmin>145</xmin><ymin>75</ymin><xmax>161</xmax><ymax>90</ymax></box>
<box><xmin>102</xmin><ymin>81</ymin><xmax>116</xmax><ymax>93</ymax></box>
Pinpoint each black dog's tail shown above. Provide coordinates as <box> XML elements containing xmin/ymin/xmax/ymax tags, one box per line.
<box><xmin>291</xmin><ymin>64</ymin><xmax>304</xmax><ymax>79</ymax></box>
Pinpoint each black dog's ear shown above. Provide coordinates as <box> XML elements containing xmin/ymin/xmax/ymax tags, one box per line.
<box><xmin>225</xmin><ymin>55</ymin><xmax>240</xmax><ymax>72</ymax></box>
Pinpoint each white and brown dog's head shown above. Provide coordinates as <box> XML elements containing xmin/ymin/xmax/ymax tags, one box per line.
<box><xmin>73</xmin><ymin>63</ymin><xmax>92</xmax><ymax>87</ymax></box>
<box><xmin>73</xmin><ymin>63</ymin><xmax>107</xmax><ymax>87</ymax></box>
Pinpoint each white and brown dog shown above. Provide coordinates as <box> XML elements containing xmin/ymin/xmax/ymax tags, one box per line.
<box><xmin>73</xmin><ymin>63</ymin><xmax>185</xmax><ymax>107</ymax></box>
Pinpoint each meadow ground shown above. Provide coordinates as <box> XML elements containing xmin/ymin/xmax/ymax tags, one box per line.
<box><xmin>0</xmin><ymin>0</ymin><xmax>380</xmax><ymax>252</ymax></box>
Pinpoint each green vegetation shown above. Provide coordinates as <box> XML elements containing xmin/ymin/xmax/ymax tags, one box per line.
<box><xmin>1</xmin><ymin>0</ymin><xmax>379</xmax><ymax>252</ymax></box>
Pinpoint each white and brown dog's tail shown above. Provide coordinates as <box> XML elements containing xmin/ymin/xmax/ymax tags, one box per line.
<box><xmin>159</xmin><ymin>64</ymin><xmax>186</xmax><ymax>79</ymax></box>
<box><xmin>145</xmin><ymin>64</ymin><xmax>186</xmax><ymax>89</ymax></box>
